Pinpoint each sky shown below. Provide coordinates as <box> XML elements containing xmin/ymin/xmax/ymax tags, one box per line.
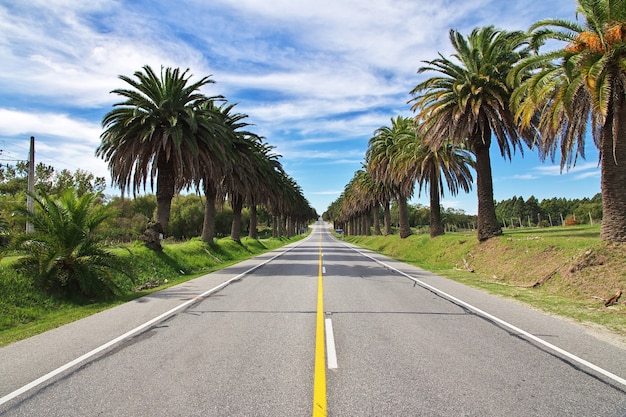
<box><xmin>0</xmin><ymin>0</ymin><xmax>601</xmax><ymax>216</ymax></box>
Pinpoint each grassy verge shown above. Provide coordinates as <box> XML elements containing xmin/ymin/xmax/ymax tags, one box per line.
<box><xmin>0</xmin><ymin>235</ymin><xmax>305</xmax><ymax>346</ymax></box>
<box><xmin>343</xmin><ymin>224</ymin><xmax>626</xmax><ymax>338</ymax></box>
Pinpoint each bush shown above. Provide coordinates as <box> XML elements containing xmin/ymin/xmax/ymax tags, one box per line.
<box><xmin>9</xmin><ymin>190</ymin><xmax>135</xmax><ymax>300</ymax></box>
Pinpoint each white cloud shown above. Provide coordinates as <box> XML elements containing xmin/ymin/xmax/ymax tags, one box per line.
<box><xmin>309</xmin><ymin>190</ymin><xmax>343</xmax><ymax>196</ymax></box>
<box><xmin>512</xmin><ymin>174</ymin><xmax>539</xmax><ymax>180</ymax></box>
<box><xmin>0</xmin><ymin>108</ymin><xmax>110</xmax><ymax>179</ymax></box>
<box><xmin>0</xmin><ymin>2</ymin><xmax>208</xmax><ymax>107</ymax></box>
<box><xmin>0</xmin><ymin>108</ymin><xmax>101</xmax><ymax>142</ymax></box>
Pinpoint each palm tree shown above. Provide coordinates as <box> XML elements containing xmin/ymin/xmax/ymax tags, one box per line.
<box><xmin>10</xmin><ymin>190</ymin><xmax>133</xmax><ymax>299</ymax></box>
<box><xmin>271</xmin><ymin>173</ymin><xmax>313</xmax><ymax>237</ymax></box>
<box><xmin>366</xmin><ymin>116</ymin><xmax>417</xmax><ymax>238</ymax></box>
<box><xmin>337</xmin><ymin>171</ymin><xmax>369</xmax><ymax>235</ymax></box>
<box><xmin>248</xmin><ymin>142</ymin><xmax>285</xmax><ymax>239</ymax></box>
<box><xmin>511</xmin><ymin>0</ymin><xmax>626</xmax><ymax>242</ymax></box>
<box><xmin>196</xmin><ymin>102</ymin><xmax>248</xmax><ymax>244</ymax></box>
<box><xmin>396</xmin><ymin>134</ymin><xmax>475</xmax><ymax>237</ymax></box>
<box><xmin>221</xmin><ymin>130</ymin><xmax>264</xmax><ymax>242</ymax></box>
<box><xmin>410</xmin><ymin>27</ymin><xmax>534</xmax><ymax>241</ymax></box>
<box><xmin>97</xmin><ymin>65</ymin><xmax>222</xmax><ymax>237</ymax></box>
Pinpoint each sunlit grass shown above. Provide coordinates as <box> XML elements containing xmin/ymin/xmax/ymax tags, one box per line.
<box><xmin>0</xmin><ymin>233</ymin><xmax>308</xmax><ymax>346</ymax></box>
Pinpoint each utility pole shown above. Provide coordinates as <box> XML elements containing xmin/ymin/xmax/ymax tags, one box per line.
<box><xmin>26</xmin><ymin>136</ymin><xmax>35</xmax><ymax>233</ymax></box>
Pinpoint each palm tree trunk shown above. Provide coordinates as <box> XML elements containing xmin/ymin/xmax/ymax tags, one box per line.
<box><xmin>373</xmin><ymin>202</ymin><xmax>381</xmax><ymax>235</ymax></box>
<box><xmin>249</xmin><ymin>202</ymin><xmax>258</xmax><ymax>239</ymax></box>
<box><xmin>429</xmin><ymin>170</ymin><xmax>444</xmax><ymax>238</ymax></box>
<box><xmin>474</xmin><ymin>140</ymin><xmax>502</xmax><ymax>241</ymax></box>
<box><xmin>383</xmin><ymin>200</ymin><xmax>391</xmax><ymax>235</ymax></box>
<box><xmin>600</xmin><ymin>99</ymin><xmax>626</xmax><ymax>241</ymax></box>
<box><xmin>272</xmin><ymin>214</ymin><xmax>279</xmax><ymax>238</ymax></box>
<box><xmin>230</xmin><ymin>193</ymin><xmax>243</xmax><ymax>242</ymax></box>
<box><xmin>398</xmin><ymin>195</ymin><xmax>412</xmax><ymax>238</ymax></box>
<box><xmin>155</xmin><ymin>154</ymin><xmax>174</xmax><ymax>235</ymax></box>
<box><xmin>201</xmin><ymin>183</ymin><xmax>217</xmax><ymax>243</ymax></box>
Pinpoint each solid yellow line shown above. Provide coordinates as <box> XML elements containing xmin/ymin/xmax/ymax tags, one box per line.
<box><xmin>312</xmin><ymin>236</ymin><xmax>327</xmax><ymax>417</ymax></box>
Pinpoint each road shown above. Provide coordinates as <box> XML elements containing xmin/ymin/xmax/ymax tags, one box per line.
<box><xmin>1</xmin><ymin>221</ymin><xmax>625</xmax><ymax>416</ymax></box>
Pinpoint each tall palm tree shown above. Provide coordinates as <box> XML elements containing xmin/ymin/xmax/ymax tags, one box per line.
<box><xmin>511</xmin><ymin>0</ymin><xmax>626</xmax><ymax>242</ymax></box>
<box><xmin>97</xmin><ymin>65</ymin><xmax>222</xmax><ymax>237</ymax></box>
<box><xmin>248</xmin><ymin>142</ymin><xmax>285</xmax><ymax>239</ymax></box>
<box><xmin>366</xmin><ymin>116</ymin><xmax>416</xmax><ymax>238</ymax></box>
<box><xmin>196</xmin><ymin>102</ymin><xmax>247</xmax><ymax>244</ymax></box>
<box><xmin>221</xmin><ymin>128</ymin><xmax>264</xmax><ymax>242</ymax></box>
<box><xmin>410</xmin><ymin>27</ymin><xmax>534</xmax><ymax>241</ymax></box>
<box><xmin>276</xmin><ymin>174</ymin><xmax>313</xmax><ymax>237</ymax></box>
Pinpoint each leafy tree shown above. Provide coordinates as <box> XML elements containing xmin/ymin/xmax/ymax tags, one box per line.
<box><xmin>410</xmin><ymin>204</ymin><xmax>430</xmax><ymax>227</ymax></box>
<box><xmin>441</xmin><ymin>207</ymin><xmax>476</xmax><ymax>230</ymax></box>
<box><xmin>524</xmin><ymin>196</ymin><xmax>542</xmax><ymax>224</ymax></box>
<box><xmin>411</xmin><ymin>26</ymin><xmax>534</xmax><ymax>241</ymax></box>
<box><xmin>574</xmin><ymin>201</ymin><xmax>603</xmax><ymax>224</ymax></box>
<box><xmin>512</xmin><ymin>0</ymin><xmax>626</xmax><ymax>241</ymax></box>
<box><xmin>169</xmin><ymin>194</ymin><xmax>204</xmax><ymax>240</ymax></box>
<box><xmin>9</xmin><ymin>190</ymin><xmax>133</xmax><ymax>300</ymax></box>
<box><xmin>130</xmin><ymin>195</ymin><xmax>157</xmax><ymax>220</ymax></box>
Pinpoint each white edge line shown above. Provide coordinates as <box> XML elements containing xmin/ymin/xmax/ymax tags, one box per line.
<box><xmin>0</xmin><ymin>240</ymin><xmax>306</xmax><ymax>407</ymax></box>
<box><xmin>340</xmin><ymin>240</ymin><xmax>626</xmax><ymax>389</ymax></box>
<box><xmin>325</xmin><ymin>318</ymin><xmax>338</xmax><ymax>370</ymax></box>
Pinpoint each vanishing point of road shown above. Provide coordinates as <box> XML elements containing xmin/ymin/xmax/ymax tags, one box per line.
<box><xmin>1</xmin><ymin>221</ymin><xmax>625</xmax><ymax>416</ymax></box>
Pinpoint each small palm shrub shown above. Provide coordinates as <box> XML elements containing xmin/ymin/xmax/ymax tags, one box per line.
<box><xmin>9</xmin><ymin>190</ymin><xmax>134</xmax><ymax>300</ymax></box>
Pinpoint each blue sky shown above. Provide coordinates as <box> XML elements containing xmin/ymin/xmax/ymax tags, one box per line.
<box><xmin>0</xmin><ymin>0</ymin><xmax>600</xmax><ymax>215</ymax></box>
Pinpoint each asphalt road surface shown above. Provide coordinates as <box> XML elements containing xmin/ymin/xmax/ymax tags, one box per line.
<box><xmin>1</xmin><ymin>221</ymin><xmax>625</xmax><ymax>416</ymax></box>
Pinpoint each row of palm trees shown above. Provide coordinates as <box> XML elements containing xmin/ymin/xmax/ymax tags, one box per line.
<box><xmin>328</xmin><ymin>0</ymin><xmax>626</xmax><ymax>243</ymax></box>
<box><xmin>96</xmin><ymin>66</ymin><xmax>316</xmax><ymax>246</ymax></box>
<box><xmin>327</xmin><ymin>116</ymin><xmax>474</xmax><ymax>239</ymax></box>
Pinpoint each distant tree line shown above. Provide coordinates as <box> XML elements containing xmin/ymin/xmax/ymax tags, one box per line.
<box><xmin>495</xmin><ymin>194</ymin><xmax>602</xmax><ymax>227</ymax></box>
<box><xmin>327</xmin><ymin>193</ymin><xmax>602</xmax><ymax>236</ymax></box>
<box><xmin>0</xmin><ymin>162</ymin><xmax>282</xmax><ymax>244</ymax></box>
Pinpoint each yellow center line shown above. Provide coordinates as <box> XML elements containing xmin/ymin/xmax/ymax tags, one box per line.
<box><xmin>312</xmin><ymin>232</ymin><xmax>327</xmax><ymax>417</ymax></box>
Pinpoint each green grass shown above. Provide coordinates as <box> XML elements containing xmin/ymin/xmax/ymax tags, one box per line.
<box><xmin>0</xmin><ymin>234</ymin><xmax>306</xmax><ymax>346</ymax></box>
<box><xmin>343</xmin><ymin>224</ymin><xmax>626</xmax><ymax>337</ymax></box>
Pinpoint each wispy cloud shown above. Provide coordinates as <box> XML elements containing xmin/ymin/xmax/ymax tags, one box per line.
<box><xmin>0</xmin><ymin>109</ymin><xmax>101</xmax><ymax>142</ymax></box>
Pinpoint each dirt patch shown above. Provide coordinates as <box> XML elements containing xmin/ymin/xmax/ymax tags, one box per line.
<box><xmin>462</xmin><ymin>238</ymin><xmax>626</xmax><ymax>306</ymax></box>
<box><xmin>461</xmin><ymin>237</ymin><xmax>568</xmax><ymax>287</ymax></box>
<box><xmin>557</xmin><ymin>244</ymin><xmax>626</xmax><ymax>303</ymax></box>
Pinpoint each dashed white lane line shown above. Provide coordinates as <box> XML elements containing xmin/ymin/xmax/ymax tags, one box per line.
<box><xmin>325</xmin><ymin>318</ymin><xmax>338</xmax><ymax>370</ymax></box>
